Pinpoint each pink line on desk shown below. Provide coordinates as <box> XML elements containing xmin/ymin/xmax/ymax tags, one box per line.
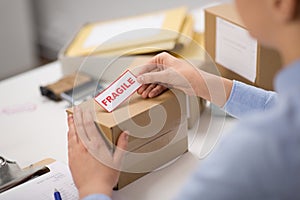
<box><xmin>0</xmin><ymin>103</ymin><xmax>37</xmax><ymax>115</ymax></box>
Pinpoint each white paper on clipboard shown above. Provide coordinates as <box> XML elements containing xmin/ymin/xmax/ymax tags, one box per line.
<box><xmin>0</xmin><ymin>161</ymin><xmax>78</xmax><ymax>200</ymax></box>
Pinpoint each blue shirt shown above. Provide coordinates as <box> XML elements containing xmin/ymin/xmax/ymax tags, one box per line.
<box><xmin>83</xmin><ymin>60</ymin><xmax>300</xmax><ymax>200</ymax></box>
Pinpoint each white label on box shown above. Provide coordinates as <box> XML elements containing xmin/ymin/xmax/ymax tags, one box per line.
<box><xmin>94</xmin><ymin>70</ymin><xmax>141</xmax><ymax>112</ymax></box>
<box><xmin>83</xmin><ymin>14</ymin><xmax>165</xmax><ymax>48</ymax></box>
<box><xmin>215</xmin><ymin>17</ymin><xmax>258</xmax><ymax>82</ymax></box>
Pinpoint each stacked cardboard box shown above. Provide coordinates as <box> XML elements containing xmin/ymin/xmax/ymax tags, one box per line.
<box><xmin>58</xmin><ymin>6</ymin><xmax>206</xmax><ymax>129</ymax></box>
<box><xmin>59</xmin><ymin>6</ymin><xmax>194</xmax><ymax>75</ymax></box>
<box><xmin>205</xmin><ymin>3</ymin><xmax>281</xmax><ymax>90</ymax></box>
<box><xmin>67</xmin><ymin>89</ymin><xmax>188</xmax><ymax>189</ymax></box>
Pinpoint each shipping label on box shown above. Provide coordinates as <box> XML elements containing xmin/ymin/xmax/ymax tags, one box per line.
<box><xmin>215</xmin><ymin>17</ymin><xmax>258</xmax><ymax>82</ymax></box>
<box><xmin>94</xmin><ymin>70</ymin><xmax>141</xmax><ymax>112</ymax></box>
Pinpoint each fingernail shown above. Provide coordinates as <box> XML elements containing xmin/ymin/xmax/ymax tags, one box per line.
<box><xmin>124</xmin><ymin>132</ymin><xmax>129</xmax><ymax>141</ymax></box>
<box><xmin>68</xmin><ymin>114</ymin><xmax>73</xmax><ymax>120</ymax></box>
<box><xmin>137</xmin><ymin>76</ymin><xmax>144</xmax><ymax>83</ymax></box>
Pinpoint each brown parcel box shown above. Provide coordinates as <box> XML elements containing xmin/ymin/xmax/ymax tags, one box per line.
<box><xmin>67</xmin><ymin>89</ymin><xmax>188</xmax><ymax>189</ymax></box>
<box><xmin>205</xmin><ymin>4</ymin><xmax>281</xmax><ymax>90</ymax></box>
<box><xmin>118</xmin><ymin>120</ymin><xmax>187</xmax><ymax>189</ymax></box>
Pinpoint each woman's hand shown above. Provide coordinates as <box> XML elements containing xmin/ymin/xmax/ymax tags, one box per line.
<box><xmin>136</xmin><ymin>52</ymin><xmax>233</xmax><ymax>107</ymax></box>
<box><xmin>68</xmin><ymin>107</ymin><xmax>128</xmax><ymax>199</ymax></box>
<box><xmin>136</xmin><ymin>52</ymin><xmax>202</xmax><ymax>98</ymax></box>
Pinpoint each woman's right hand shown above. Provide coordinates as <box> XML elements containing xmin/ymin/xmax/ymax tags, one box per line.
<box><xmin>136</xmin><ymin>52</ymin><xmax>204</xmax><ymax>98</ymax></box>
<box><xmin>136</xmin><ymin>52</ymin><xmax>233</xmax><ymax>107</ymax></box>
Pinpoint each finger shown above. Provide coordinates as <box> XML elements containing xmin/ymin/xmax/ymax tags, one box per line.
<box><xmin>137</xmin><ymin>84</ymin><xmax>150</xmax><ymax>95</ymax></box>
<box><xmin>67</xmin><ymin>114</ymin><xmax>78</xmax><ymax>143</ymax></box>
<box><xmin>68</xmin><ymin>114</ymin><xmax>86</xmax><ymax>160</ymax></box>
<box><xmin>142</xmin><ymin>84</ymin><xmax>157</xmax><ymax>98</ymax></box>
<box><xmin>114</xmin><ymin>132</ymin><xmax>129</xmax><ymax>165</ymax></box>
<box><xmin>137</xmin><ymin>70</ymin><xmax>169</xmax><ymax>85</ymax></box>
<box><xmin>81</xmin><ymin>110</ymin><xmax>115</xmax><ymax>160</ymax></box>
<box><xmin>82</xmin><ymin>110</ymin><xmax>104</xmax><ymax>145</ymax></box>
<box><xmin>135</xmin><ymin>64</ymin><xmax>157</xmax><ymax>76</ymax></box>
<box><xmin>148</xmin><ymin>85</ymin><xmax>168</xmax><ymax>98</ymax></box>
<box><xmin>134</xmin><ymin>52</ymin><xmax>172</xmax><ymax>77</ymax></box>
<box><xmin>73</xmin><ymin>106</ymin><xmax>90</xmax><ymax>145</ymax></box>
<box><xmin>151</xmin><ymin>52</ymin><xmax>172</xmax><ymax>66</ymax></box>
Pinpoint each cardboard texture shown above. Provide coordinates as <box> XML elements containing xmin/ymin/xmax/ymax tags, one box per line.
<box><xmin>67</xmin><ymin>89</ymin><xmax>186</xmax><ymax>151</ymax></box>
<box><xmin>205</xmin><ymin>3</ymin><xmax>281</xmax><ymax>90</ymax></box>
<box><xmin>117</xmin><ymin>121</ymin><xmax>188</xmax><ymax>189</ymax></box>
<box><xmin>67</xmin><ymin>88</ymin><xmax>188</xmax><ymax>189</ymax></box>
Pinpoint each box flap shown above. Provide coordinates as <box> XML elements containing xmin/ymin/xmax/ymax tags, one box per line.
<box><xmin>67</xmin><ymin>90</ymin><xmax>178</xmax><ymax>128</ymax></box>
<box><xmin>205</xmin><ymin>3</ymin><xmax>245</xmax><ymax>28</ymax></box>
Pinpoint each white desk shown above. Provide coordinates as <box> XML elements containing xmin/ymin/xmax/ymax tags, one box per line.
<box><xmin>0</xmin><ymin>61</ymin><xmax>237</xmax><ymax>200</ymax></box>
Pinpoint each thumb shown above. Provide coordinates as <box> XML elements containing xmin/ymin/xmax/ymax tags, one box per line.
<box><xmin>137</xmin><ymin>71</ymin><xmax>168</xmax><ymax>85</ymax></box>
<box><xmin>113</xmin><ymin>131</ymin><xmax>129</xmax><ymax>166</ymax></box>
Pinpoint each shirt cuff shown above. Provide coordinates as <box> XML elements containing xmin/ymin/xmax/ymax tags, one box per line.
<box><xmin>222</xmin><ymin>80</ymin><xmax>240</xmax><ymax>118</ymax></box>
<box><xmin>223</xmin><ymin>80</ymin><xmax>277</xmax><ymax>119</ymax></box>
<box><xmin>82</xmin><ymin>194</ymin><xmax>111</xmax><ymax>200</ymax></box>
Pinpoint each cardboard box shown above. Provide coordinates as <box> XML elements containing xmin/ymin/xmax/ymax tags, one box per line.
<box><xmin>67</xmin><ymin>89</ymin><xmax>188</xmax><ymax>189</ymax></box>
<box><xmin>68</xmin><ymin>89</ymin><xmax>186</xmax><ymax>150</ymax></box>
<box><xmin>205</xmin><ymin>3</ymin><xmax>281</xmax><ymax>90</ymax></box>
<box><xmin>186</xmin><ymin>95</ymin><xmax>205</xmax><ymax>129</ymax></box>
<box><xmin>58</xmin><ymin>7</ymin><xmax>194</xmax><ymax>78</ymax></box>
<box><xmin>118</xmin><ymin>120</ymin><xmax>188</xmax><ymax>189</ymax></box>
<box><xmin>62</xmin><ymin>55</ymin><xmax>205</xmax><ymax>130</ymax></box>
<box><xmin>64</xmin><ymin>7</ymin><xmax>188</xmax><ymax>57</ymax></box>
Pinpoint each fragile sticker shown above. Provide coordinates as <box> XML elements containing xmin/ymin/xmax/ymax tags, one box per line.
<box><xmin>94</xmin><ymin>70</ymin><xmax>141</xmax><ymax>112</ymax></box>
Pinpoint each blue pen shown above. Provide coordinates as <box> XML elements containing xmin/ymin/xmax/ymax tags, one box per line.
<box><xmin>54</xmin><ymin>189</ymin><xmax>62</xmax><ymax>200</ymax></box>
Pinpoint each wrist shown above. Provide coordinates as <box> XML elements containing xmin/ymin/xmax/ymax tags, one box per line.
<box><xmin>78</xmin><ymin>183</ymin><xmax>113</xmax><ymax>199</ymax></box>
<box><xmin>195</xmin><ymin>70</ymin><xmax>233</xmax><ymax>107</ymax></box>
<box><xmin>194</xmin><ymin>70</ymin><xmax>210</xmax><ymax>98</ymax></box>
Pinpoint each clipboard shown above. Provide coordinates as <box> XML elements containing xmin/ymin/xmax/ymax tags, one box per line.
<box><xmin>0</xmin><ymin>158</ymin><xmax>78</xmax><ymax>200</ymax></box>
<box><xmin>65</xmin><ymin>6</ymin><xmax>188</xmax><ymax>57</ymax></box>
<box><xmin>0</xmin><ymin>157</ymin><xmax>54</xmax><ymax>193</ymax></box>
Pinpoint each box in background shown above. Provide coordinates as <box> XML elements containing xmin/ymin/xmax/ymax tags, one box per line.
<box><xmin>205</xmin><ymin>3</ymin><xmax>281</xmax><ymax>90</ymax></box>
<box><xmin>58</xmin><ymin>6</ymin><xmax>194</xmax><ymax>77</ymax></box>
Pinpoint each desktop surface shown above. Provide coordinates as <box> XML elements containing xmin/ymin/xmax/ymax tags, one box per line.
<box><xmin>0</xmin><ymin>61</ymin><xmax>236</xmax><ymax>199</ymax></box>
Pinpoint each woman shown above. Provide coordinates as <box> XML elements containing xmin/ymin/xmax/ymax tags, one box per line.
<box><xmin>68</xmin><ymin>0</ymin><xmax>300</xmax><ymax>199</ymax></box>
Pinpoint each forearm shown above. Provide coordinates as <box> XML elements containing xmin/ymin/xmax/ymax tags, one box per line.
<box><xmin>195</xmin><ymin>70</ymin><xmax>233</xmax><ymax>107</ymax></box>
<box><xmin>194</xmin><ymin>70</ymin><xmax>278</xmax><ymax>119</ymax></box>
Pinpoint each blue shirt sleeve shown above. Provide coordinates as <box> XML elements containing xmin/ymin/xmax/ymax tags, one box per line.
<box><xmin>223</xmin><ymin>80</ymin><xmax>277</xmax><ymax>119</ymax></box>
<box><xmin>82</xmin><ymin>194</ymin><xmax>111</xmax><ymax>200</ymax></box>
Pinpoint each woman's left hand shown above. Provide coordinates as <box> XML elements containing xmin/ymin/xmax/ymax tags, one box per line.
<box><xmin>67</xmin><ymin>107</ymin><xmax>128</xmax><ymax>199</ymax></box>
